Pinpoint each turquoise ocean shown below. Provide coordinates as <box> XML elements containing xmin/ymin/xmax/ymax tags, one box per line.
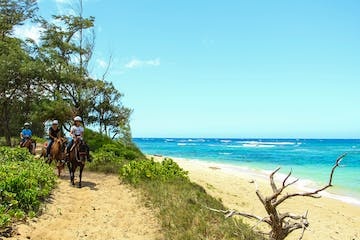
<box><xmin>133</xmin><ymin>138</ymin><xmax>360</xmax><ymax>205</ymax></box>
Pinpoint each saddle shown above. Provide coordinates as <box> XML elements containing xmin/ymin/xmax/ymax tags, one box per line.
<box><xmin>70</xmin><ymin>139</ymin><xmax>88</xmax><ymax>162</ymax></box>
<box><xmin>20</xmin><ymin>138</ymin><xmax>31</xmax><ymax>147</ymax></box>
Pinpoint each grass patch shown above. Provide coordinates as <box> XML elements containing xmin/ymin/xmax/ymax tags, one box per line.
<box><xmin>120</xmin><ymin>158</ymin><xmax>263</xmax><ymax>240</ymax></box>
<box><xmin>0</xmin><ymin>147</ymin><xmax>57</xmax><ymax>229</ymax></box>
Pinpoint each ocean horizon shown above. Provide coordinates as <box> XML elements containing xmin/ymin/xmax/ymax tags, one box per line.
<box><xmin>133</xmin><ymin>138</ymin><xmax>360</xmax><ymax>205</ymax></box>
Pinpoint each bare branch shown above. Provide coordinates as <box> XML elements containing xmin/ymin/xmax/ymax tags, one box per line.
<box><xmin>284</xmin><ymin>178</ymin><xmax>299</xmax><ymax>188</ymax></box>
<box><xmin>206</xmin><ymin>207</ymin><xmax>271</xmax><ymax>225</ymax></box>
<box><xmin>255</xmin><ymin>189</ymin><xmax>266</xmax><ymax>205</ymax></box>
<box><xmin>270</xmin><ymin>167</ymin><xmax>281</xmax><ymax>193</ymax></box>
<box><xmin>101</xmin><ymin>54</ymin><xmax>113</xmax><ymax>81</ymax></box>
<box><xmin>282</xmin><ymin>169</ymin><xmax>292</xmax><ymax>187</ymax></box>
<box><xmin>328</xmin><ymin>153</ymin><xmax>346</xmax><ymax>186</ymax></box>
<box><xmin>274</xmin><ymin>153</ymin><xmax>346</xmax><ymax>207</ymax></box>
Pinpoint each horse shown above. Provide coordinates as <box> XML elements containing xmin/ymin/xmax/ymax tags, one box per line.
<box><xmin>20</xmin><ymin>137</ymin><xmax>36</xmax><ymax>155</ymax></box>
<box><xmin>43</xmin><ymin>137</ymin><xmax>67</xmax><ymax>177</ymax></box>
<box><xmin>67</xmin><ymin>137</ymin><xmax>87</xmax><ymax>188</ymax></box>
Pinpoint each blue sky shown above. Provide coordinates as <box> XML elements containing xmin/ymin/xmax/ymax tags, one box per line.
<box><xmin>28</xmin><ymin>1</ymin><xmax>360</xmax><ymax>138</ymax></box>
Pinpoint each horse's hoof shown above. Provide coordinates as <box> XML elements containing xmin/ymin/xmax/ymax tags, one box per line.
<box><xmin>78</xmin><ymin>184</ymin><xmax>82</xmax><ymax>188</ymax></box>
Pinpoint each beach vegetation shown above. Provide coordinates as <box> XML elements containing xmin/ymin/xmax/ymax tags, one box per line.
<box><xmin>86</xmin><ymin>129</ymin><xmax>144</xmax><ymax>173</ymax></box>
<box><xmin>120</xmin><ymin>158</ymin><xmax>263</xmax><ymax>240</ymax></box>
<box><xmin>0</xmin><ymin>147</ymin><xmax>56</xmax><ymax>230</ymax></box>
<box><xmin>120</xmin><ymin>158</ymin><xmax>189</xmax><ymax>184</ymax></box>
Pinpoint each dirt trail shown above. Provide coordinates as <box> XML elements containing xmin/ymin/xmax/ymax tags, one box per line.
<box><xmin>8</xmin><ymin>170</ymin><xmax>163</xmax><ymax>240</ymax></box>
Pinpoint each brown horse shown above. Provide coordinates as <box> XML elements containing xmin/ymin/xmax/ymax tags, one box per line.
<box><xmin>20</xmin><ymin>137</ymin><xmax>36</xmax><ymax>155</ymax></box>
<box><xmin>67</xmin><ymin>137</ymin><xmax>87</xmax><ymax>187</ymax></box>
<box><xmin>44</xmin><ymin>138</ymin><xmax>67</xmax><ymax>177</ymax></box>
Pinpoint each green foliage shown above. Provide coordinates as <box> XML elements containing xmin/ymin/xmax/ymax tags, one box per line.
<box><xmin>0</xmin><ymin>0</ymin><xmax>131</xmax><ymax>146</ymax></box>
<box><xmin>0</xmin><ymin>0</ymin><xmax>38</xmax><ymax>37</ymax></box>
<box><xmin>87</xmin><ymin>150</ymin><xmax>123</xmax><ymax>174</ymax></box>
<box><xmin>87</xmin><ymin>143</ymin><xmax>144</xmax><ymax>174</ymax></box>
<box><xmin>120</xmin><ymin>158</ymin><xmax>262</xmax><ymax>240</ymax></box>
<box><xmin>30</xmin><ymin>135</ymin><xmax>46</xmax><ymax>144</ymax></box>
<box><xmin>0</xmin><ymin>147</ymin><xmax>56</xmax><ymax>228</ymax></box>
<box><xmin>85</xmin><ymin>128</ymin><xmax>144</xmax><ymax>157</ymax></box>
<box><xmin>84</xmin><ymin>128</ymin><xmax>114</xmax><ymax>151</ymax></box>
<box><xmin>0</xmin><ymin>147</ymin><xmax>29</xmax><ymax>162</ymax></box>
<box><xmin>120</xmin><ymin>158</ymin><xmax>188</xmax><ymax>184</ymax></box>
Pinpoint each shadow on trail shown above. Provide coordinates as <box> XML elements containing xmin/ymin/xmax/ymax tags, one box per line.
<box><xmin>57</xmin><ymin>173</ymin><xmax>98</xmax><ymax>191</ymax></box>
<box><xmin>80</xmin><ymin>181</ymin><xmax>98</xmax><ymax>191</ymax></box>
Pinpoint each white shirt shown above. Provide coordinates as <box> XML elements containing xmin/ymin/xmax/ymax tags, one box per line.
<box><xmin>70</xmin><ymin>125</ymin><xmax>84</xmax><ymax>139</ymax></box>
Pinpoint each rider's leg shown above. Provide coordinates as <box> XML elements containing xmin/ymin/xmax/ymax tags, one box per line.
<box><xmin>46</xmin><ymin>139</ymin><xmax>54</xmax><ymax>157</ymax></box>
<box><xmin>66</xmin><ymin>139</ymin><xmax>73</xmax><ymax>153</ymax></box>
<box><xmin>65</xmin><ymin>139</ymin><xmax>73</xmax><ymax>161</ymax></box>
<box><xmin>85</xmin><ymin>143</ymin><xmax>91</xmax><ymax>162</ymax></box>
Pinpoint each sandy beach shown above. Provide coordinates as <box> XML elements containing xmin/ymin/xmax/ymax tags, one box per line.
<box><xmin>7</xmin><ymin>171</ymin><xmax>163</xmax><ymax>240</ymax></box>
<box><xmin>151</xmin><ymin>155</ymin><xmax>360</xmax><ymax>240</ymax></box>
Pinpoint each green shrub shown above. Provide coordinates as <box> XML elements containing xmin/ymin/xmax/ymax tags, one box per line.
<box><xmin>0</xmin><ymin>147</ymin><xmax>30</xmax><ymax>162</ymax></box>
<box><xmin>85</xmin><ymin>128</ymin><xmax>144</xmax><ymax>157</ymax></box>
<box><xmin>123</xmin><ymin>149</ymin><xmax>138</xmax><ymax>160</ymax></box>
<box><xmin>87</xmin><ymin>141</ymin><xmax>145</xmax><ymax>174</ymax></box>
<box><xmin>120</xmin><ymin>158</ymin><xmax>188</xmax><ymax>184</ymax></box>
<box><xmin>85</xmin><ymin>129</ymin><xmax>114</xmax><ymax>151</ymax></box>
<box><xmin>87</xmin><ymin>149</ymin><xmax>125</xmax><ymax>173</ymax></box>
<box><xmin>31</xmin><ymin>136</ymin><xmax>46</xmax><ymax>144</ymax></box>
<box><xmin>0</xmin><ymin>147</ymin><xmax>56</xmax><ymax>228</ymax></box>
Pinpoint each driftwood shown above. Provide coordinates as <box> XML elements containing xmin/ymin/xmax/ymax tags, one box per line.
<box><xmin>208</xmin><ymin>153</ymin><xmax>346</xmax><ymax>240</ymax></box>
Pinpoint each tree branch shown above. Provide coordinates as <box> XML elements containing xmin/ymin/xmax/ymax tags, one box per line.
<box><xmin>270</xmin><ymin>167</ymin><xmax>281</xmax><ymax>193</ymax></box>
<box><xmin>274</xmin><ymin>153</ymin><xmax>346</xmax><ymax>207</ymax></box>
<box><xmin>206</xmin><ymin>207</ymin><xmax>271</xmax><ymax>225</ymax></box>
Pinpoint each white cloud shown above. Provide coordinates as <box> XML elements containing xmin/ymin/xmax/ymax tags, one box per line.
<box><xmin>55</xmin><ymin>0</ymin><xmax>70</xmax><ymax>4</ymax></box>
<box><xmin>124</xmin><ymin>58</ymin><xmax>160</xmax><ymax>69</ymax></box>
<box><xmin>13</xmin><ymin>23</ymin><xmax>43</xmax><ymax>44</ymax></box>
<box><xmin>96</xmin><ymin>58</ymin><xmax>108</xmax><ymax>69</ymax></box>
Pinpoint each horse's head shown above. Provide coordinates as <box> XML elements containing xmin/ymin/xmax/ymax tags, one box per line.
<box><xmin>23</xmin><ymin>137</ymin><xmax>31</xmax><ymax>146</ymax></box>
<box><xmin>59</xmin><ymin>137</ymin><xmax>67</xmax><ymax>149</ymax></box>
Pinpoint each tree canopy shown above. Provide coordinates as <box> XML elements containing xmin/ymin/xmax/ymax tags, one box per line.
<box><xmin>0</xmin><ymin>0</ymin><xmax>131</xmax><ymax>145</ymax></box>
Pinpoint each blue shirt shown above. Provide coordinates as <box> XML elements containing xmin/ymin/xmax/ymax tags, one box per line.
<box><xmin>21</xmin><ymin>129</ymin><xmax>32</xmax><ymax>138</ymax></box>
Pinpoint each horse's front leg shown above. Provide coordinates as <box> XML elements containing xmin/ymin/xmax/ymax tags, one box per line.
<box><xmin>69</xmin><ymin>164</ymin><xmax>75</xmax><ymax>186</ymax></box>
<box><xmin>57</xmin><ymin>163</ymin><xmax>61</xmax><ymax>177</ymax></box>
<box><xmin>78</xmin><ymin>164</ymin><xmax>84</xmax><ymax>188</ymax></box>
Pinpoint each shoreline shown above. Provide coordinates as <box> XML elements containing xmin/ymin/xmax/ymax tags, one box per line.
<box><xmin>149</xmin><ymin>155</ymin><xmax>360</xmax><ymax>206</ymax></box>
<box><xmin>149</xmin><ymin>154</ymin><xmax>360</xmax><ymax>240</ymax></box>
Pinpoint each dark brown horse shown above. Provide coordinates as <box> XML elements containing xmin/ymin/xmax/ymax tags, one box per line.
<box><xmin>67</xmin><ymin>137</ymin><xmax>87</xmax><ymax>187</ymax></box>
<box><xmin>43</xmin><ymin>137</ymin><xmax>67</xmax><ymax>177</ymax></box>
<box><xmin>20</xmin><ymin>137</ymin><xmax>36</xmax><ymax>155</ymax></box>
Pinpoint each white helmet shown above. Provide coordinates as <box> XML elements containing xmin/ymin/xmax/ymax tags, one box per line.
<box><xmin>24</xmin><ymin>122</ymin><xmax>30</xmax><ymax>126</ymax></box>
<box><xmin>52</xmin><ymin>120</ymin><xmax>59</xmax><ymax>125</ymax></box>
<box><xmin>74</xmin><ymin>116</ymin><xmax>82</xmax><ymax>122</ymax></box>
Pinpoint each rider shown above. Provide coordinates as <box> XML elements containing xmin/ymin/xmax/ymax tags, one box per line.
<box><xmin>46</xmin><ymin>120</ymin><xmax>61</xmax><ymax>158</ymax></box>
<box><xmin>20</xmin><ymin>122</ymin><xmax>32</xmax><ymax>146</ymax></box>
<box><xmin>66</xmin><ymin>116</ymin><xmax>91</xmax><ymax>162</ymax></box>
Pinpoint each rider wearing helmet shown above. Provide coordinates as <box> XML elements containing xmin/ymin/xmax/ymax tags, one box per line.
<box><xmin>66</xmin><ymin>116</ymin><xmax>91</xmax><ymax>162</ymax></box>
<box><xmin>46</xmin><ymin>120</ymin><xmax>61</xmax><ymax>158</ymax></box>
<box><xmin>20</xmin><ymin>122</ymin><xmax>32</xmax><ymax>146</ymax></box>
